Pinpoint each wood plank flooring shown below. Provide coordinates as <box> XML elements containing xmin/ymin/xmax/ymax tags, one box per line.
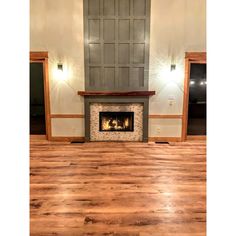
<box><xmin>30</xmin><ymin>138</ymin><xmax>206</xmax><ymax>236</ymax></box>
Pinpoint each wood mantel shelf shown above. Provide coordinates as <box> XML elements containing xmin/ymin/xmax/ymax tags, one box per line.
<box><xmin>77</xmin><ymin>91</ymin><xmax>156</xmax><ymax>96</ymax></box>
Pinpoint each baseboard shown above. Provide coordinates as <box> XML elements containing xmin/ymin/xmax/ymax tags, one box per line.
<box><xmin>187</xmin><ymin>135</ymin><xmax>206</xmax><ymax>140</ymax></box>
<box><xmin>30</xmin><ymin>135</ymin><xmax>47</xmax><ymax>140</ymax></box>
<box><xmin>50</xmin><ymin>136</ymin><xmax>85</xmax><ymax>142</ymax></box>
<box><xmin>48</xmin><ymin>136</ymin><xmax>182</xmax><ymax>143</ymax></box>
<box><xmin>148</xmin><ymin>137</ymin><xmax>182</xmax><ymax>142</ymax></box>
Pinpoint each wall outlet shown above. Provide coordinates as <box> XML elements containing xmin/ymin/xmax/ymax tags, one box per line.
<box><xmin>168</xmin><ymin>95</ymin><xmax>175</xmax><ymax>106</ymax></box>
<box><xmin>168</xmin><ymin>95</ymin><xmax>175</xmax><ymax>100</ymax></box>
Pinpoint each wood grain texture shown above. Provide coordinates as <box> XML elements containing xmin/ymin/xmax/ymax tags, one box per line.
<box><xmin>78</xmin><ymin>91</ymin><xmax>156</xmax><ymax>96</ymax></box>
<box><xmin>30</xmin><ymin>138</ymin><xmax>206</xmax><ymax>236</ymax></box>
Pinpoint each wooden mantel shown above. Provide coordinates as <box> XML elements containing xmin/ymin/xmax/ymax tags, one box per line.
<box><xmin>77</xmin><ymin>91</ymin><xmax>156</xmax><ymax>96</ymax></box>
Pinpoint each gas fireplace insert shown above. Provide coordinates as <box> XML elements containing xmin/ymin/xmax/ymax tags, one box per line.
<box><xmin>99</xmin><ymin>112</ymin><xmax>134</xmax><ymax>132</ymax></box>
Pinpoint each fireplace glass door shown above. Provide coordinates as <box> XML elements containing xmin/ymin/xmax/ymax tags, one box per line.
<box><xmin>99</xmin><ymin>112</ymin><xmax>134</xmax><ymax>132</ymax></box>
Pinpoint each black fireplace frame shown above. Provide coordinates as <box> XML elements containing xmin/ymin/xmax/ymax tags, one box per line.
<box><xmin>99</xmin><ymin>111</ymin><xmax>134</xmax><ymax>132</ymax></box>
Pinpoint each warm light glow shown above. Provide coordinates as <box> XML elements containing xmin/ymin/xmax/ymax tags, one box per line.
<box><xmin>53</xmin><ymin>63</ymin><xmax>69</xmax><ymax>81</ymax></box>
<box><xmin>200</xmin><ymin>81</ymin><xmax>204</xmax><ymax>85</ymax></box>
<box><xmin>190</xmin><ymin>80</ymin><xmax>195</xmax><ymax>85</ymax></box>
<box><xmin>101</xmin><ymin>117</ymin><xmax>131</xmax><ymax>131</ymax></box>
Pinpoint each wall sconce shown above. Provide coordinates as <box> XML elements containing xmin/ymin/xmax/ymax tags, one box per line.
<box><xmin>57</xmin><ymin>63</ymin><xmax>63</xmax><ymax>71</ymax></box>
<box><xmin>190</xmin><ymin>80</ymin><xmax>195</xmax><ymax>85</ymax></box>
<box><xmin>170</xmin><ymin>64</ymin><xmax>176</xmax><ymax>71</ymax></box>
<box><xmin>54</xmin><ymin>63</ymin><xmax>66</xmax><ymax>81</ymax></box>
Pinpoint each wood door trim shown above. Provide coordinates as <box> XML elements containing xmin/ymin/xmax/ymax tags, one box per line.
<box><xmin>30</xmin><ymin>52</ymin><xmax>48</xmax><ymax>60</ymax></box>
<box><xmin>181</xmin><ymin>52</ymin><xmax>206</xmax><ymax>141</ymax></box>
<box><xmin>30</xmin><ymin>51</ymin><xmax>51</xmax><ymax>140</ymax></box>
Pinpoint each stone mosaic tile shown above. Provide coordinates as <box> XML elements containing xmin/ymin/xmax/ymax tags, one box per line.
<box><xmin>90</xmin><ymin>103</ymin><xmax>143</xmax><ymax>141</ymax></box>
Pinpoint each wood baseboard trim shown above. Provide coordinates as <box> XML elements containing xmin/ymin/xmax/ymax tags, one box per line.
<box><xmin>149</xmin><ymin>115</ymin><xmax>182</xmax><ymax>119</ymax></box>
<box><xmin>50</xmin><ymin>136</ymin><xmax>85</xmax><ymax>142</ymax></box>
<box><xmin>30</xmin><ymin>135</ymin><xmax>47</xmax><ymax>140</ymax></box>
<box><xmin>187</xmin><ymin>135</ymin><xmax>206</xmax><ymax>140</ymax></box>
<box><xmin>51</xmin><ymin>114</ymin><xmax>85</xmax><ymax>118</ymax></box>
<box><xmin>148</xmin><ymin>137</ymin><xmax>182</xmax><ymax>142</ymax></box>
<box><xmin>47</xmin><ymin>136</ymin><xmax>182</xmax><ymax>143</ymax></box>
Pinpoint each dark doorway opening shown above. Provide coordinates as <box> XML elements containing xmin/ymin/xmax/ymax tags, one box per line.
<box><xmin>30</xmin><ymin>62</ymin><xmax>46</xmax><ymax>134</ymax></box>
<box><xmin>187</xmin><ymin>63</ymin><xmax>206</xmax><ymax>135</ymax></box>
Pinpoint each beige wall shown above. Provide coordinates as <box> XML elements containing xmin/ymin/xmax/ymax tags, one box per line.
<box><xmin>30</xmin><ymin>0</ymin><xmax>206</xmax><ymax>139</ymax></box>
<box><xmin>30</xmin><ymin>0</ymin><xmax>85</xmax><ymax>137</ymax></box>
<box><xmin>149</xmin><ymin>0</ymin><xmax>206</xmax><ymax>137</ymax></box>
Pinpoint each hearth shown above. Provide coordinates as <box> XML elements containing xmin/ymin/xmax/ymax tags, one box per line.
<box><xmin>99</xmin><ymin>112</ymin><xmax>134</xmax><ymax>132</ymax></box>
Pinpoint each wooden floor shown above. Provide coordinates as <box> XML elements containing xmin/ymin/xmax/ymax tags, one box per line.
<box><xmin>30</xmin><ymin>138</ymin><xmax>206</xmax><ymax>236</ymax></box>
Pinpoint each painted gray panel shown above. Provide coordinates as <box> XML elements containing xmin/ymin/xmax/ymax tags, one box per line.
<box><xmin>104</xmin><ymin>44</ymin><xmax>115</xmax><ymax>64</ymax></box>
<box><xmin>118</xmin><ymin>44</ymin><xmax>130</xmax><ymax>64</ymax></box>
<box><xmin>89</xmin><ymin>44</ymin><xmax>101</xmax><ymax>64</ymax></box>
<box><xmin>132</xmin><ymin>67</ymin><xmax>144</xmax><ymax>87</ymax></box>
<box><xmin>84</xmin><ymin>0</ymin><xmax>150</xmax><ymax>91</ymax></box>
<box><xmin>89</xmin><ymin>67</ymin><xmax>101</xmax><ymax>86</ymax></box>
<box><xmin>118</xmin><ymin>67</ymin><xmax>129</xmax><ymax>88</ymax></box>
<box><xmin>104</xmin><ymin>20</ymin><xmax>115</xmax><ymax>41</ymax></box>
<box><xmin>118</xmin><ymin>0</ymin><xmax>130</xmax><ymax>16</ymax></box>
<box><xmin>133</xmin><ymin>44</ymin><xmax>145</xmax><ymax>64</ymax></box>
<box><xmin>104</xmin><ymin>0</ymin><xmax>115</xmax><ymax>16</ymax></box>
<box><xmin>88</xmin><ymin>0</ymin><xmax>100</xmax><ymax>16</ymax></box>
<box><xmin>104</xmin><ymin>67</ymin><xmax>115</xmax><ymax>89</ymax></box>
<box><xmin>118</xmin><ymin>20</ymin><xmax>130</xmax><ymax>41</ymax></box>
<box><xmin>89</xmin><ymin>19</ymin><xmax>100</xmax><ymax>42</ymax></box>
<box><xmin>133</xmin><ymin>20</ymin><xmax>145</xmax><ymax>41</ymax></box>
<box><xmin>134</xmin><ymin>0</ymin><xmax>146</xmax><ymax>16</ymax></box>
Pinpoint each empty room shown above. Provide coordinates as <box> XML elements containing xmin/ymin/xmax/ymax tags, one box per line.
<box><xmin>30</xmin><ymin>0</ymin><xmax>206</xmax><ymax>235</ymax></box>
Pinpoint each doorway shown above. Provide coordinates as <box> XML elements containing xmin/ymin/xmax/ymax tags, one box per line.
<box><xmin>182</xmin><ymin>52</ymin><xmax>206</xmax><ymax>141</ymax></box>
<box><xmin>187</xmin><ymin>63</ymin><xmax>206</xmax><ymax>135</ymax></box>
<box><xmin>30</xmin><ymin>52</ymin><xmax>51</xmax><ymax>139</ymax></box>
<box><xmin>30</xmin><ymin>62</ymin><xmax>45</xmax><ymax>134</ymax></box>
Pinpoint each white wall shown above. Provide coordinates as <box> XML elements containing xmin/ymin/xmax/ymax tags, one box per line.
<box><xmin>30</xmin><ymin>0</ymin><xmax>85</xmax><ymax>137</ymax></box>
<box><xmin>30</xmin><ymin>0</ymin><xmax>206</xmax><ymax>138</ymax></box>
<box><xmin>149</xmin><ymin>0</ymin><xmax>206</xmax><ymax>137</ymax></box>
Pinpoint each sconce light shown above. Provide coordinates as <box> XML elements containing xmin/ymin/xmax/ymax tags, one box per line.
<box><xmin>200</xmin><ymin>81</ymin><xmax>204</xmax><ymax>86</ymax></box>
<box><xmin>57</xmin><ymin>63</ymin><xmax>63</xmax><ymax>71</ymax></box>
<box><xmin>170</xmin><ymin>64</ymin><xmax>176</xmax><ymax>71</ymax></box>
<box><xmin>190</xmin><ymin>80</ymin><xmax>195</xmax><ymax>85</ymax></box>
<box><xmin>54</xmin><ymin>63</ymin><xmax>66</xmax><ymax>81</ymax></box>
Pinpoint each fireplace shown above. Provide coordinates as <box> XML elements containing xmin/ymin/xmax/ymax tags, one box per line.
<box><xmin>99</xmin><ymin>112</ymin><xmax>134</xmax><ymax>132</ymax></box>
